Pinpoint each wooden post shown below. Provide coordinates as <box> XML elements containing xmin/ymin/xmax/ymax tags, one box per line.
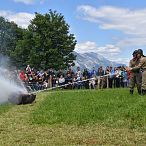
<box><xmin>107</xmin><ymin>75</ymin><xmax>109</xmax><ymax>88</ymax></box>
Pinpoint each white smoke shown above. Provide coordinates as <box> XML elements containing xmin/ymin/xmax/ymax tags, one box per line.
<box><xmin>0</xmin><ymin>55</ymin><xmax>27</xmax><ymax>104</ymax></box>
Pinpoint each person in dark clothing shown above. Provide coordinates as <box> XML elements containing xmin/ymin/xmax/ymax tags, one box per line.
<box><xmin>129</xmin><ymin>50</ymin><xmax>142</xmax><ymax>95</ymax></box>
<box><xmin>108</xmin><ymin>66</ymin><xmax>114</xmax><ymax>88</ymax></box>
<box><xmin>83</xmin><ymin>68</ymin><xmax>90</xmax><ymax>89</ymax></box>
<box><xmin>57</xmin><ymin>68</ymin><xmax>64</xmax><ymax>78</ymax></box>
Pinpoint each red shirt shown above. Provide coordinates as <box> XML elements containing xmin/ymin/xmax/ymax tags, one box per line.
<box><xmin>19</xmin><ymin>71</ymin><xmax>26</xmax><ymax>81</ymax></box>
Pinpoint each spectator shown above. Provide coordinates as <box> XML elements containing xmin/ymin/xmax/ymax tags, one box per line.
<box><xmin>19</xmin><ymin>70</ymin><xmax>27</xmax><ymax>81</ymax></box>
<box><xmin>108</xmin><ymin>66</ymin><xmax>114</xmax><ymax>88</ymax></box>
<box><xmin>65</xmin><ymin>72</ymin><xmax>73</xmax><ymax>89</ymax></box>
<box><xmin>83</xmin><ymin>68</ymin><xmax>90</xmax><ymax>89</ymax></box>
<box><xmin>97</xmin><ymin>66</ymin><xmax>104</xmax><ymax>89</ymax></box>
<box><xmin>57</xmin><ymin>68</ymin><xmax>64</xmax><ymax>78</ymax></box>
<box><xmin>59</xmin><ymin>75</ymin><xmax>65</xmax><ymax>86</ymax></box>
<box><xmin>90</xmin><ymin>67</ymin><xmax>97</xmax><ymax>78</ymax></box>
<box><xmin>115</xmin><ymin>67</ymin><xmax>121</xmax><ymax>88</ymax></box>
<box><xmin>76</xmin><ymin>66</ymin><xmax>82</xmax><ymax>78</ymax></box>
<box><xmin>26</xmin><ymin>65</ymin><xmax>31</xmax><ymax>75</ymax></box>
<box><xmin>122</xmin><ymin>68</ymin><xmax>128</xmax><ymax>87</ymax></box>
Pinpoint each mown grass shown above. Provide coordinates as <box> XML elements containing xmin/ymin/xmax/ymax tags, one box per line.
<box><xmin>1</xmin><ymin>89</ymin><xmax>146</xmax><ymax>145</ymax></box>
<box><xmin>32</xmin><ymin>89</ymin><xmax>146</xmax><ymax>130</ymax></box>
<box><xmin>0</xmin><ymin>103</ymin><xmax>12</xmax><ymax>115</ymax></box>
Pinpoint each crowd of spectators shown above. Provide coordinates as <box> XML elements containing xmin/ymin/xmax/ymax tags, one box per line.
<box><xmin>19</xmin><ymin>65</ymin><xmax>131</xmax><ymax>92</ymax></box>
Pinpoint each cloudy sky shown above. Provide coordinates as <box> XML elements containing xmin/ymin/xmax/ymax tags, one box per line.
<box><xmin>0</xmin><ymin>0</ymin><xmax>146</xmax><ymax>65</ymax></box>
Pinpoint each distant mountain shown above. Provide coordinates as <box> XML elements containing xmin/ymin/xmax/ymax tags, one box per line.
<box><xmin>73</xmin><ymin>52</ymin><xmax>125</xmax><ymax>70</ymax></box>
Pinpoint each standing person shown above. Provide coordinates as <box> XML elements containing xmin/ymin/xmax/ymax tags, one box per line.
<box><xmin>83</xmin><ymin>68</ymin><xmax>90</xmax><ymax>89</ymax></box>
<box><xmin>48</xmin><ymin>68</ymin><xmax>54</xmax><ymax>88</ymax></box>
<box><xmin>108</xmin><ymin>66</ymin><xmax>114</xmax><ymax>88</ymax></box>
<box><xmin>129</xmin><ymin>49</ymin><xmax>146</xmax><ymax>95</ymax></box>
<box><xmin>113</xmin><ymin>67</ymin><xmax>117</xmax><ymax>88</ymax></box>
<box><xmin>97</xmin><ymin>66</ymin><xmax>104</xmax><ymax>89</ymax></box>
<box><xmin>114</xmin><ymin>67</ymin><xmax>121</xmax><ymax>88</ymax></box>
<box><xmin>129</xmin><ymin>50</ymin><xmax>142</xmax><ymax>95</ymax></box>
<box><xmin>122</xmin><ymin>67</ymin><xmax>128</xmax><ymax>88</ymax></box>
<box><xmin>90</xmin><ymin>67</ymin><xmax>97</xmax><ymax>78</ymax></box>
<box><xmin>90</xmin><ymin>67</ymin><xmax>97</xmax><ymax>89</ymax></box>
<box><xmin>26</xmin><ymin>65</ymin><xmax>31</xmax><ymax>75</ymax></box>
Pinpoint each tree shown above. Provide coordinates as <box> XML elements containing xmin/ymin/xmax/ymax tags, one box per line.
<box><xmin>14</xmin><ymin>10</ymin><xmax>76</xmax><ymax>70</ymax></box>
<box><xmin>11</xmin><ymin>30</ymin><xmax>34</xmax><ymax>68</ymax></box>
<box><xmin>0</xmin><ymin>17</ymin><xmax>24</xmax><ymax>56</ymax></box>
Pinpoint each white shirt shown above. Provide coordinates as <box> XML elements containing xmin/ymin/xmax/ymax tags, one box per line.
<box><xmin>59</xmin><ymin>77</ymin><xmax>65</xmax><ymax>83</ymax></box>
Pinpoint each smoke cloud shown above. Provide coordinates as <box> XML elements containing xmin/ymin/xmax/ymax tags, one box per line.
<box><xmin>0</xmin><ymin>55</ymin><xmax>27</xmax><ymax>104</ymax></box>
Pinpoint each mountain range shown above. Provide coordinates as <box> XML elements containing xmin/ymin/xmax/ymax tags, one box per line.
<box><xmin>73</xmin><ymin>52</ymin><xmax>125</xmax><ymax>70</ymax></box>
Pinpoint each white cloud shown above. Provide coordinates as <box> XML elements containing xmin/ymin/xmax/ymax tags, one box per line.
<box><xmin>75</xmin><ymin>41</ymin><xmax>121</xmax><ymax>57</ymax></box>
<box><xmin>77</xmin><ymin>5</ymin><xmax>146</xmax><ymax>63</ymax></box>
<box><xmin>40</xmin><ymin>0</ymin><xmax>45</xmax><ymax>4</ymax></box>
<box><xmin>116</xmin><ymin>37</ymin><xmax>146</xmax><ymax>48</ymax></box>
<box><xmin>13</xmin><ymin>0</ymin><xmax>45</xmax><ymax>5</ymax></box>
<box><xmin>97</xmin><ymin>44</ymin><xmax>121</xmax><ymax>55</ymax></box>
<box><xmin>77</xmin><ymin>5</ymin><xmax>146</xmax><ymax>36</ymax></box>
<box><xmin>0</xmin><ymin>10</ymin><xmax>34</xmax><ymax>28</ymax></box>
<box><xmin>14</xmin><ymin>0</ymin><xmax>35</xmax><ymax>4</ymax></box>
<box><xmin>110</xmin><ymin>57</ymin><xmax>129</xmax><ymax>66</ymax></box>
<box><xmin>75</xmin><ymin>41</ymin><xmax>98</xmax><ymax>53</ymax></box>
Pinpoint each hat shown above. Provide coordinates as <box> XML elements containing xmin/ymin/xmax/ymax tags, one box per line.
<box><xmin>137</xmin><ymin>49</ymin><xmax>144</xmax><ymax>56</ymax></box>
<box><xmin>132</xmin><ymin>50</ymin><xmax>138</xmax><ymax>55</ymax></box>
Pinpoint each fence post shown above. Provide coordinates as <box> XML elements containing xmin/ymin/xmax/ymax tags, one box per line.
<box><xmin>107</xmin><ymin>75</ymin><xmax>109</xmax><ymax>88</ymax></box>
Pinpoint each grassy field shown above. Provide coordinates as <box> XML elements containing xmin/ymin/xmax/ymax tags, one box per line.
<box><xmin>1</xmin><ymin>89</ymin><xmax>146</xmax><ymax>145</ymax></box>
<box><xmin>0</xmin><ymin>104</ymin><xmax>13</xmax><ymax>115</ymax></box>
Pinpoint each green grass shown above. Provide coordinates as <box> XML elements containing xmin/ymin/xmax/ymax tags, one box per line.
<box><xmin>1</xmin><ymin>89</ymin><xmax>146</xmax><ymax>145</ymax></box>
<box><xmin>0</xmin><ymin>103</ymin><xmax>12</xmax><ymax>115</ymax></box>
<box><xmin>32</xmin><ymin>89</ymin><xmax>146</xmax><ymax>130</ymax></box>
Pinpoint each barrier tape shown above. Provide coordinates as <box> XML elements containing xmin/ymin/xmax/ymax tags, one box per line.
<box><xmin>31</xmin><ymin>73</ymin><xmax>117</xmax><ymax>94</ymax></box>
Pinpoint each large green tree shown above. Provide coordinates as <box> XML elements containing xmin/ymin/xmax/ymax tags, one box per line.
<box><xmin>13</xmin><ymin>10</ymin><xmax>76</xmax><ymax>70</ymax></box>
<box><xmin>0</xmin><ymin>17</ymin><xmax>24</xmax><ymax>56</ymax></box>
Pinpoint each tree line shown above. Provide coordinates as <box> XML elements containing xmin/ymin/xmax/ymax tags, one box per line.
<box><xmin>0</xmin><ymin>10</ymin><xmax>76</xmax><ymax>70</ymax></box>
